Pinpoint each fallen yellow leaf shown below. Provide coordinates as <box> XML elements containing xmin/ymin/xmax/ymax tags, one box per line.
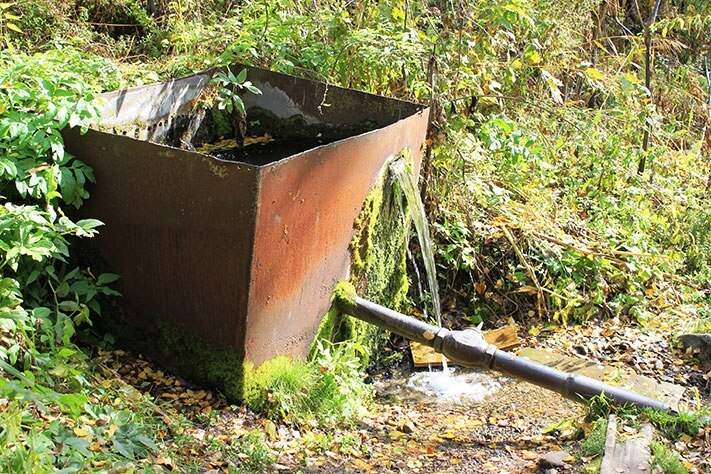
<box><xmin>73</xmin><ymin>427</ymin><xmax>91</xmax><ymax>438</ymax></box>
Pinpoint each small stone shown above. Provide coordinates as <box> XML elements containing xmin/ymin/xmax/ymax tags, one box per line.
<box><xmin>573</xmin><ymin>345</ymin><xmax>588</xmax><ymax>356</ymax></box>
<box><xmin>538</xmin><ymin>451</ymin><xmax>570</xmax><ymax>468</ymax></box>
<box><xmin>400</xmin><ymin>420</ymin><xmax>416</xmax><ymax>434</ymax></box>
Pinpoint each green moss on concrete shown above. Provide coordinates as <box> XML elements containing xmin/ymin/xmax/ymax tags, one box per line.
<box><xmin>309</xmin><ymin>304</ymin><xmax>342</xmax><ymax>359</ymax></box>
<box><xmin>350</xmin><ymin>186</ymin><xmax>383</xmax><ymax>273</ymax></box>
<box><xmin>352</xmin><ymin>154</ymin><xmax>411</xmax><ymax>311</ymax></box>
<box><xmin>151</xmin><ymin>320</ymin><xmax>246</xmax><ymax>401</ymax></box>
<box><xmin>308</xmin><ymin>281</ymin><xmax>357</xmax><ymax>360</ymax></box>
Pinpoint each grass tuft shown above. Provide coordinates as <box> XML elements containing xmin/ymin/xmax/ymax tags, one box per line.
<box><xmin>243</xmin><ymin>340</ymin><xmax>371</xmax><ymax>427</ymax></box>
<box><xmin>642</xmin><ymin>408</ymin><xmax>711</xmax><ymax>441</ymax></box>
<box><xmin>225</xmin><ymin>431</ymin><xmax>275</xmax><ymax>473</ymax></box>
<box><xmin>580</xmin><ymin>417</ymin><xmax>608</xmax><ymax>458</ymax></box>
<box><xmin>651</xmin><ymin>442</ymin><xmax>688</xmax><ymax>474</ymax></box>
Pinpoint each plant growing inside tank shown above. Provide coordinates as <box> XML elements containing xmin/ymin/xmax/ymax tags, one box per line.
<box><xmin>180</xmin><ymin>66</ymin><xmax>262</xmax><ymax>151</ymax></box>
<box><xmin>211</xmin><ymin>67</ymin><xmax>262</xmax><ymax>116</ymax></box>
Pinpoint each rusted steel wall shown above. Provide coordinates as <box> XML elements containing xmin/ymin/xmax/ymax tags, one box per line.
<box><xmin>64</xmin><ymin>129</ymin><xmax>259</xmax><ymax>351</ymax></box>
<box><xmin>64</xmin><ymin>64</ymin><xmax>429</xmax><ymax>370</ymax></box>
<box><xmin>247</xmin><ymin>114</ymin><xmax>428</xmax><ymax>364</ymax></box>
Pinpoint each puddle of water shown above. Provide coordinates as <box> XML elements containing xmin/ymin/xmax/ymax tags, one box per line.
<box><xmin>377</xmin><ymin>367</ymin><xmax>504</xmax><ymax>404</ymax></box>
<box><xmin>406</xmin><ymin>368</ymin><xmax>503</xmax><ymax>403</ymax></box>
<box><xmin>196</xmin><ymin>136</ymin><xmax>328</xmax><ymax>166</ymax></box>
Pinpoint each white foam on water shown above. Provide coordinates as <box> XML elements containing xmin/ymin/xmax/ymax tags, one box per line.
<box><xmin>405</xmin><ymin>368</ymin><xmax>502</xmax><ymax>403</ymax></box>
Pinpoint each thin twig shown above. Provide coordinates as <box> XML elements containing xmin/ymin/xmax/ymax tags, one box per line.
<box><xmin>637</xmin><ymin>0</ymin><xmax>664</xmax><ymax>174</ymax></box>
<box><xmin>500</xmin><ymin>226</ymin><xmax>547</xmax><ymax>318</ymax></box>
<box><xmin>529</xmin><ymin>231</ymin><xmax>665</xmax><ymax>259</ymax></box>
<box><xmin>80</xmin><ymin>22</ymin><xmax>143</xmax><ymax>27</ymax></box>
<box><xmin>613</xmin><ymin>15</ymin><xmax>634</xmax><ymax>36</ymax></box>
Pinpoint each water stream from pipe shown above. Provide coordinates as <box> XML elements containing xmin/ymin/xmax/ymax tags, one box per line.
<box><xmin>388</xmin><ymin>158</ymin><xmax>504</xmax><ymax>402</ymax></box>
<box><xmin>390</xmin><ymin>159</ymin><xmax>448</xmax><ymax>373</ymax></box>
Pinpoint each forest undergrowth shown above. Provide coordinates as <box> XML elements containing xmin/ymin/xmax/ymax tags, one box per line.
<box><xmin>1</xmin><ymin>0</ymin><xmax>710</xmax><ymax>471</ymax></box>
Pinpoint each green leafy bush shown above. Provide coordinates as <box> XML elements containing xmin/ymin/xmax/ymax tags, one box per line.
<box><xmin>0</xmin><ymin>47</ymin><xmax>146</xmax><ymax>470</ymax></box>
<box><xmin>0</xmin><ymin>47</ymin><xmax>120</xmax><ymax>385</ymax></box>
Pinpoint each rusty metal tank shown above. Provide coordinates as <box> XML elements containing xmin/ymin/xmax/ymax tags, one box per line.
<box><xmin>63</xmin><ymin>64</ymin><xmax>429</xmax><ymax>372</ymax></box>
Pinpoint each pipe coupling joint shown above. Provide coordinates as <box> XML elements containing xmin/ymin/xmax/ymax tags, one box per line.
<box><xmin>483</xmin><ymin>344</ymin><xmax>497</xmax><ymax>369</ymax></box>
<box><xmin>432</xmin><ymin>328</ymin><xmax>450</xmax><ymax>353</ymax></box>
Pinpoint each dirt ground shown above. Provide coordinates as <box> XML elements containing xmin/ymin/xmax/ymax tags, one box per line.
<box><xmin>97</xmin><ymin>313</ymin><xmax>710</xmax><ymax>473</ymax></box>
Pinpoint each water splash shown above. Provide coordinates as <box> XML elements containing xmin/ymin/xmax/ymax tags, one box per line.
<box><xmin>405</xmin><ymin>368</ymin><xmax>502</xmax><ymax>403</ymax></box>
<box><xmin>390</xmin><ymin>158</ymin><xmax>447</xmax><ymax>372</ymax></box>
<box><xmin>375</xmin><ymin>367</ymin><xmax>503</xmax><ymax>404</ymax></box>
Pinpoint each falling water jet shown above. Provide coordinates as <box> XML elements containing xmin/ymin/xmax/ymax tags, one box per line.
<box><xmin>406</xmin><ymin>246</ymin><xmax>428</xmax><ymax>321</ymax></box>
<box><xmin>389</xmin><ymin>158</ymin><xmax>449</xmax><ymax>373</ymax></box>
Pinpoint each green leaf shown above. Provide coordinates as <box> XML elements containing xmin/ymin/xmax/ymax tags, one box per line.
<box><xmin>58</xmin><ymin>300</ymin><xmax>80</xmax><ymax>312</ymax></box>
<box><xmin>97</xmin><ymin>273</ymin><xmax>120</xmax><ymax>285</ymax></box>
<box><xmin>75</xmin><ymin>218</ymin><xmax>103</xmax><ymax>232</ymax></box>
<box><xmin>244</xmin><ymin>82</ymin><xmax>262</xmax><ymax>95</ymax></box>
<box><xmin>584</xmin><ymin>67</ymin><xmax>605</xmax><ymax>81</ymax></box>
<box><xmin>541</xmin><ymin>69</ymin><xmax>563</xmax><ymax>104</ymax></box>
<box><xmin>5</xmin><ymin>22</ymin><xmax>22</xmax><ymax>33</ymax></box>
<box><xmin>234</xmin><ymin>96</ymin><xmax>246</xmax><ymax>115</ymax></box>
<box><xmin>57</xmin><ymin>347</ymin><xmax>76</xmax><ymax>358</ymax></box>
<box><xmin>112</xmin><ymin>437</ymin><xmax>135</xmax><ymax>458</ymax></box>
<box><xmin>236</xmin><ymin>68</ymin><xmax>248</xmax><ymax>83</ymax></box>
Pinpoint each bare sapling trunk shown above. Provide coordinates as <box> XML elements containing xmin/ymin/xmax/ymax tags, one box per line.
<box><xmin>704</xmin><ymin>56</ymin><xmax>711</xmax><ymax>193</ymax></box>
<box><xmin>636</xmin><ymin>0</ymin><xmax>663</xmax><ymax>175</ymax></box>
<box><xmin>232</xmin><ymin>111</ymin><xmax>247</xmax><ymax>150</ymax></box>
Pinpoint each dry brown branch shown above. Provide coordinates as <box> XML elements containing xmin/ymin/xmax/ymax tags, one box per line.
<box><xmin>500</xmin><ymin>226</ymin><xmax>547</xmax><ymax>318</ymax></box>
<box><xmin>527</xmin><ymin>231</ymin><xmax>705</xmax><ymax>290</ymax></box>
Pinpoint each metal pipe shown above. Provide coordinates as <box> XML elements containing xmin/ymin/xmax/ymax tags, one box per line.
<box><xmin>339</xmin><ymin>295</ymin><xmax>671</xmax><ymax>412</ymax></box>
